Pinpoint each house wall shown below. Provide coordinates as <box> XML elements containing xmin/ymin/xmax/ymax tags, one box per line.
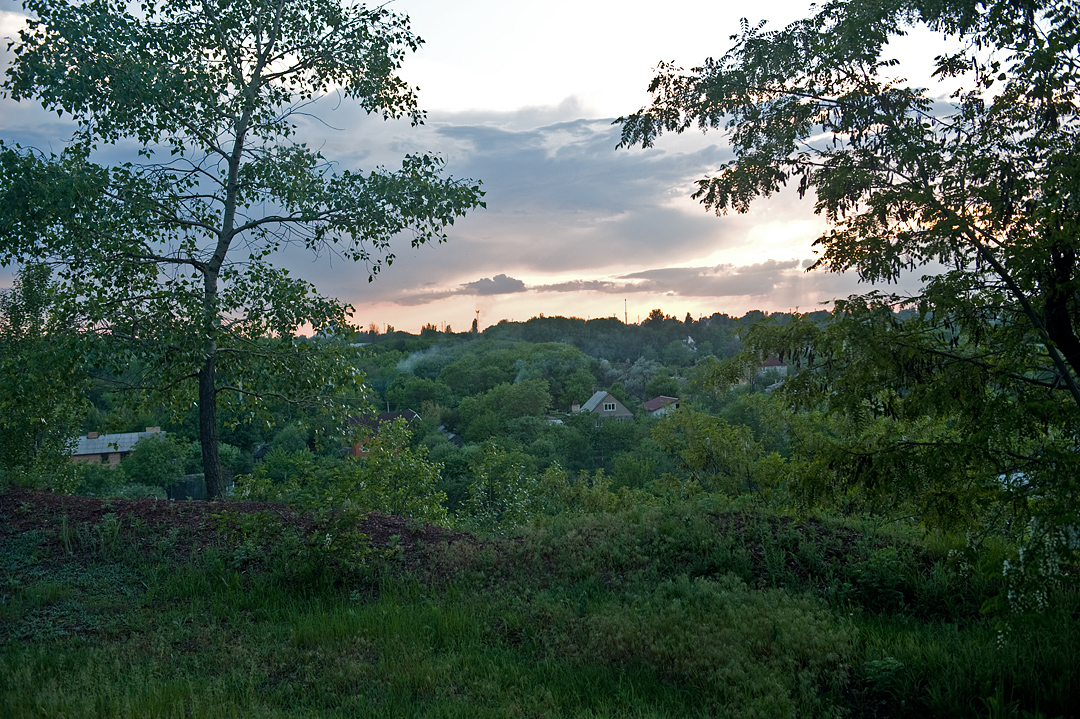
<box><xmin>649</xmin><ymin>403</ymin><xmax>679</xmax><ymax>418</ymax></box>
<box><xmin>592</xmin><ymin>393</ymin><xmax>633</xmax><ymax>421</ymax></box>
<box><xmin>71</xmin><ymin>452</ymin><xmax>123</xmax><ymax>466</ymax></box>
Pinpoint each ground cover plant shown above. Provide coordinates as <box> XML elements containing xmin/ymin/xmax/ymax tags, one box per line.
<box><xmin>2</xmin><ymin>486</ymin><xmax>1076</xmax><ymax>718</ymax></box>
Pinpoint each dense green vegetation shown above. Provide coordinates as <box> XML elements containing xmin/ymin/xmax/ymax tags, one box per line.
<box><xmin>3</xmin><ymin>488</ymin><xmax>1077</xmax><ymax>718</ymax></box>
<box><xmin>43</xmin><ymin>308</ymin><xmax>802</xmax><ymax>512</ymax></box>
<box><xmin>3</xmin><ymin>309</ymin><xmax>1079</xmax><ymax>716</ymax></box>
<box><xmin>0</xmin><ymin>0</ymin><xmax>484</xmax><ymax>496</ymax></box>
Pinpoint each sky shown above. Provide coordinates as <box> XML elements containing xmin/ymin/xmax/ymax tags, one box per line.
<box><xmin>0</xmin><ymin>0</ymin><xmax>946</xmax><ymax>332</ymax></box>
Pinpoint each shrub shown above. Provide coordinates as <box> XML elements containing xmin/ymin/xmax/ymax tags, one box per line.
<box><xmin>74</xmin><ymin>461</ymin><xmax>121</xmax><ymax>496</ymax></box>
<box><xmin>119</xmin><ymin>434</ymin><xmax>186</xmax><ymax>488</ymax></box>
<box><xmin>234</xmin><ymin>419</ymin><xmax>447</xmax><ymax>524</ymax></box>
<box><xmin>579</xmin><ymin>574</ymin><xmax>852</xmax><ymax>716</ymax></box>
<box><xmin>460</xmin><ymin>442</ymin><xmax>539</xmax><ymax>534</ymax></box>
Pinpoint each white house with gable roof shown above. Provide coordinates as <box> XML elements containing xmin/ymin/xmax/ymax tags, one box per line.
<box><xmin>577</xmin><ymin>390</ymin><xmax>633</xmax><ymax>424</ymax></box>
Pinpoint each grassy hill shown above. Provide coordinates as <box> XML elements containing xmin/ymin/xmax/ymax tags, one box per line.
<box><xmin>2</xmin><ymin>487</ymin><xmax>1077</xmax><ymax>718</ymax></box>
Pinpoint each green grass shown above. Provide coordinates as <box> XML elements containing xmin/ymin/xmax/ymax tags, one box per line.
<box><xmin>1</xmin><ymin>496</ymin><xmax>1077</xmax><ymax>718</ymax></box>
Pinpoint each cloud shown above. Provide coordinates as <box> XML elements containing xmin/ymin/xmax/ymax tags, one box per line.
<box><xmin>273</xmin><ymin>107</ymin><xmax>760</xmax><ymax>308</ymax></box>
<box><xmin>388</xmin><ymin>273</ymin><xmax>529</xmax><ymax>306</ymax></box>
<box><xmin>462</xmin><ymin>273</ymin><xmax>527</xmax><ymax>295</ymax></box>
<box><xmin>383</xmin><ymin>259</ymin><xmax>816</xmax><ymax>307</ymax></box>
<box><xmin>0</xmin><ymin>74</ymin><xmax>838</xmax><ymax>323</ymax></box>
<box><xmin>524</xmin><ymin>260</ymin><xmax>804</xmax><ymax>299</ymax></box>
<box><xmin>618</xmin><ymin>260</ymin><xmax>803</xmax><ymax>297</ymax></box>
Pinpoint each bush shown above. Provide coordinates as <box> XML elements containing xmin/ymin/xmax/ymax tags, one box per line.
<box><xmin>218</xmin><ymin>442</ymin><xmax>253</xmax><ymax>478</ymax></box>
<box><xmin>460</xmin><ymin>443</ymin><xmax>539</xmax><ymax>534</ymax></box>
<box><xmin>119</xmin><ymin>434</ymin><xmax>186</xmax><ymax>488</ymax></box>
<box><xmin>579</xmin><ymin>574</ymin><xmax>852</xmax><ymax>715</ymax></box>
<box><xmin>234</xmin><ymin>420</ymin><xmax>447</xmax><ymax>524</ymax></box>
<box><xmin>74</xmin><ymin>461</ymin><xmax>122</xmax><ymax>496</ymax></box>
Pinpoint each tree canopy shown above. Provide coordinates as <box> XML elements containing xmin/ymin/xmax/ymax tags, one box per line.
<box><xmin>0</xmin><ymin>0</ymin><xmax>485</xmax><ymax>497</ymax></box>
<box><xmin>618</xmin><ymin>0</ymin><xmax>1080</xmax><ymax>592</ymax></box>
<box><xmin>0</xmin><ymin>264</ymin><xmax>87</xmax><ymax>485</ymax></box>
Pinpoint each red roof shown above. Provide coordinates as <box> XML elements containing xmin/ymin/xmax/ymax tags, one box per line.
<box><xmin>644</xmin><ymin>396</ymin><xmax>679</xmax><ymax>412</ymax></box>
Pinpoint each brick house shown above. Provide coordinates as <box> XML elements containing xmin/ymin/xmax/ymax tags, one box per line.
<box><xmin>71</xmin><ymin>427</ymin><xmax>164</xmax><ymax>466</ymax></box>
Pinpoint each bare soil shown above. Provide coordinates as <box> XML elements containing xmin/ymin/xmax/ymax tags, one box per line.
<box><xmin>0</xmin><ymin>486</ymin><xmax>475</xmax><ymax>571</ymax></box>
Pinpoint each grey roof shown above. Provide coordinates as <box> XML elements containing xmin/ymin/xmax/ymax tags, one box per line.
<box><xmin>581</xmin><ymin>390</ymin><xmax>609</xmax><ymax>413</ymax></box>
<box><xmin>73</xmin><ymin>430</ymin><xmax>165</xmax><ymax>456</ymax></box>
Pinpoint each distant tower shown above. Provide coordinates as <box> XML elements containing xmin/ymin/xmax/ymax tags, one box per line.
<box><xmin>624</xmin><ymin>299</ymin><xmax>627</xmax><ymax>325</ymax></box>
<box><xmin>471</xmin><ymin>309</ymin><xmax>479</xmax><ymax>334</ymax></box>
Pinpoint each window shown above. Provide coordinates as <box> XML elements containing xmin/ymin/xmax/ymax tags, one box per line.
<box><xmin>603</xmin><ymin>402</ymin><xmax>616</xmax><ymax>412</ymax></box>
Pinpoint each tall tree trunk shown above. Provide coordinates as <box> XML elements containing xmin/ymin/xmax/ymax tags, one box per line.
<box><xmin>200</xmin><ymin>268</ymin><xmax>223</xmax><ymax>500</ymax></box>
<box><xmin>1043</xmin><ymin>245</ymin><xmax>1080</xmax><ymax>380</ymax></box>
<box><xmin>199</xmin><ymin>354</ymin><xmax>223</xmax><ymax>500</ymax></box>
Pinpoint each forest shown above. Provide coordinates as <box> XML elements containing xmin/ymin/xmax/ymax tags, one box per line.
<box><xmin>46</xmin><ymin>309</ymin><xmax>804</xmax><ymax>512</ymax></box>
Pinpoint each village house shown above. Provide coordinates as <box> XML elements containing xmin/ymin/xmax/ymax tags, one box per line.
<box><xmin>71</xmin><ymin>427</ymin><xmax>164</xmax><ymax>466</ymax></box>
<box><xmin>760</xmin><ymin>354</ymin><xmax>788</xmax><ymax>377</ymax></box>
<box><xmin>577</xmin><ymin>390</ymin><xmax>633</xmax><ymax>424</ymax></box>
<box><xmin>644</xmin><ymin>396</ymin><xmax>680</xmax><ymax>418</ymax></box>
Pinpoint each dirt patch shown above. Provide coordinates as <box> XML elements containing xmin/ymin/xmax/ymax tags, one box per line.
<box><xmin>0</xmin><ymin>486</ymin><xmax>475</xmax><ymax>571</ymax></box>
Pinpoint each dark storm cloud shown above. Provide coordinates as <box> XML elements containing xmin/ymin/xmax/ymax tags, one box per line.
<box><xmin>462</xmin><ymin>273</ymin><xmax>527</xmax><ymax>295</ymax></box>
<box><xmin>389</xmin><ymin>273</ymin><xmax>530</xmax><ymax>306</ymax></box>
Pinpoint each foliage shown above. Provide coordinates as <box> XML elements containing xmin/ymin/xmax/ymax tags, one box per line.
<box><xmin>385</xmin><ymin>375</ymin><xmax>454</xmax><ymax>412</ymax></box>
<box><xmin>0</xmin><ymin>264</ymin><xmax>87</xmax><ymax>487</ymax></box>
<box><xmin>216</xmin><ymin>442</ymin><xmax>254</xmax><ymax>479</ymax></box>
<box><xmin>460</xmin><ymin>442</ymin><xmax>540</xmax><ymax>534</ymax></box>
<box><xmin>5</xmin><ymin>485</ymin><xmax>1080</xmax><ymax>716</ymax></box>
<box><xmin>235</xmin><ymin>419</ymin><xmax>447</xmax><ymax>524</ymax></box>
<box><xmin>355</xmin><ymin>419</ymin><xmax>447</xmax><ymax>523</ymax></box>
<box><xmin>644</xmin><ymin>372</ymin><xmax>681</xmax><ymax>401</ymax></box>
<box><xmin>117</xmin><ymin>434</ymin><xmax>186</xmax><ymax>488</ymax></box>
<box><xmin>269</xmin><ymin>424</ymin><xmax>309</xmax><ymax>454</ymax></box>
<box><xmin>652</xmin><ymin>408</ymin><xmax>787</xmax><ymax>501</ymax></box>
<box><xmin>617</xmin><ymin>0</ymin><xmax>1080</xmax><ymax>398</ymax></box>
<box><xmin>456</xmin><ymin>378</ymin><xmax>552</xmax><ymax>443</ymax></box>
<box><xmin>618</xmin><ymin>0</ymin><xmax>1080</xmax><ymax>604</ymax></box>
<box><xmin>0</xmin><ymin>0</ymin><xmax>484</xmax><ymax>498</ymax></box>
<box><xmin>72</xmin><ymin>461</ymin><xmax>121</xmax><ymax>497</ymax></box>
<box><xmin>510</xmin><ymin>343</ymin><xmax>599</xmax><ymax>408</ymax></box>
<box><xmin>722</xmin><ymin>310</ymin><xmax>1080</xmax><ymax>614</ymax></box>
<box><xmin>535</xmin><ymin>464</ymin><xmax>644</xmax><ymax>516</ymax></box>
<box><xmin>578</xmin><ymin>574</ymin><xmax>852</xmax><ymax>713</ymax></box>
<box><xmin>213</xmin><ymin>507</ymin><xmax>371</xmax><ymax>584</ymax></box>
